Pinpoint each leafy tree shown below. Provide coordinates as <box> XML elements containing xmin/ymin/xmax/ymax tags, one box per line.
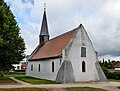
<box><xmin>0</xmin><ymin>0</ymin><xmax>25</xmax><ymax>72</ymax></box>
<box><xmin>103</xmin><ymin>58</ymin><xmax>104</xmax><ymax>64</ymax></box>
<box><xmin>100</xmin><ymin>59</ymin><xmax>114</xmax><ymax>69</ymax></box>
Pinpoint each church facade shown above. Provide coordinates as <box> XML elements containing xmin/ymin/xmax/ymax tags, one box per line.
<box><xmin>26</xmin><ymin>7</ymin><xmax>107</xmax><ymax>83</ymax></box>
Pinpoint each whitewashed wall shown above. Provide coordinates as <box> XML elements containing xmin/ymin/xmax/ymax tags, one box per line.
<box><xmin>26</xmin><ymin>58</ymin><xmax>62</xmax><ymax>81</ymax></box>
<box><xmin>26</xmin><ymin>25</ymin><xmax>101</xmax><ymax>82</ymax></box>
<box><xmin>67</xmin><ymin>25</ymin><xmax>99</xmax><ymax>82</ymax></box>
<box><xmin>115</xmin><ymin>68</ymin><xmax>120</xmax><ymax>70</ymax></box>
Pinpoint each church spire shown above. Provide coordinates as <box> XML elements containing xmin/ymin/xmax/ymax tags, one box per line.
<box><xmin>39</xmin><ymin>3</ymin><xmax>49</xmax><ymax>47</ymax></box>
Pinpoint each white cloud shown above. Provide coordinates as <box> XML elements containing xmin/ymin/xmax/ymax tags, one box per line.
<box><xmin>20</xmin><ymin>23</ymin><xmax>40</xmax><ymax>55</ymax></box>
<box><xmin>6</xmin><ymin>0</ymin><xmax>120</xmax><ymax>60</ymax></box>
<box><xmin>6</xmin><ymin>0</ymin><xmax>34</xmax><ymax>24</ymax></box>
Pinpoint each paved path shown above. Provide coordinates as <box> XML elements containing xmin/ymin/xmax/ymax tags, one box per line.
<box><xmin>0</xmin><ymin>77</ymin><xmax>119</xmax><ymax>91</ymax></box>
<box><xmin>9</xmin><ymin>77</ymin><xmax>31</xmax><ymax>85</ymax></box>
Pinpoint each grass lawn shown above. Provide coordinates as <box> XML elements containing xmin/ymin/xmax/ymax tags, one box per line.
<box><xmin>5</xmin><ymin>73</ymin><xmax>25</xmax><ymax>77</ymax></box>
<box><xmin>109</xmin><ymin>79</ymin><xmax>120</xmax><ymax>82</ymax></box>
<box><xmin>0</xmin><ymin>87</ymin><xmax>107</xmax><ymax>91</ymax></box>
<box><xmin>15</xmin><ymin>76</ymin><xmax>60</xmax><ymax>84</ymax></box>
<box><xmin>66</xmin><ymin>87</ymin><xmax>107</xmax><ymax>91</ymax></box>
<box><xmin>0</xmin><ymin>88</ymin><xmax>48</xmax><ymax>91</ymax></box>
<box><xmin>5</xmin><ymin>73</ymin><xmax>60</xmax><ymax>84</ymax></box>
<box><xmin>0</xmin><ymin>77</ymin><xmax>16</xmax><ymax>83</ymax></box>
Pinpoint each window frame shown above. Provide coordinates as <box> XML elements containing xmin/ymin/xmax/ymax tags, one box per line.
<box><xmin>52</xmin><ymin>61</ymin><xmax>54</xmax><ymax>72</ymax></box>
<box><xmin>81</xmin><ymin>47</ymin><xmax>86</xmax><ymax>57</ymax></box>
<box><xmin>38</xmin><ymin>64</ymin><xmax>40</xmax><ymax>72</ymax></box>
<box><xmin>31</xmin><ymin>64</ymin><xmax>33</xmax><ymax>71</ymax></box>
<box><xmin>82</xmin><ymin>61</ymin><xmax>86</xmax><ymax>72</ymax></box>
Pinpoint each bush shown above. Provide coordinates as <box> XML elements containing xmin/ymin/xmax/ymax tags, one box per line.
<box><xmin>108</xmin><ymin>72</ymin><xmax>120</xmax><ymax>79</ymax></box>
<box><xmin>102</xmin><ymin>66</ymin><xmax>120</xmax><ymax>80</ymax></box>
<box><xmin>113</xmin><ymin>72</ymin><xmax>120</xmax><ymax>80</ymax></box>
<box><xmin>101</xmin><ymin>66</ymin><xmax>120</xmax><ymax>79</ymax></box>
<box><xmin>101</xmin><ymin>66</ymin><xmax>110</xmax><ymax>78</ymax></box>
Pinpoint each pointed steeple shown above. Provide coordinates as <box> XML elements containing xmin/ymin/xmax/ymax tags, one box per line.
<box><xmin>39</xmin><ymin>3</ymin><xmax>49</xmax><ymax>47</ymax></box>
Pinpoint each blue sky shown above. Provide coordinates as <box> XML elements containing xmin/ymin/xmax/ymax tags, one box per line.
<box><xmin>21</xmin><ymin>0</ymin><xmax>34</xmax><ymax>4</ymax></box>
<box><xmin>5</xmin><ymin>0</ymin><xmax>120</xmax><ymax>61</ymax></box>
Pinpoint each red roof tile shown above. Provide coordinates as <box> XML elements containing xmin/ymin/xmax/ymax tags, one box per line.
<box><xmin>30</xmin><ymin>28</ymin><xmax>77</xmax><ymax>60</ymax></box>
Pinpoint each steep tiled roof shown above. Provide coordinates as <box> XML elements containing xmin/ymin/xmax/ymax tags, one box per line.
<box><xmin>30</xmin><ymin>28</ymin><xmax>77</xmax><ymax>61</ymax></box>
<box><xmin>114</xmin><ymin>62</ymin><xmax>120</xmax><ymax>68</ymax></box>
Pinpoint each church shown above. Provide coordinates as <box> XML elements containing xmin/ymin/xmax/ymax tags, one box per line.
<box><xmin>25</xmin><ymin>7</ymin><xmax>107</xmax><ymax>83</ymax></box>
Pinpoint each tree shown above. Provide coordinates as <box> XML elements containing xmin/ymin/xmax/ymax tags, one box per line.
<box><xmin>0</xmin><ymin>0</ymin><xmax>25</xmax><ymax>72</ymax></box>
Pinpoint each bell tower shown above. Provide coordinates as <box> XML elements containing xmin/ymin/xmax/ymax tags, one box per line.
<box><xmin>39</xmin><ymin>3</ymin><xmax>49</xmax><ymax>47</ymax></box>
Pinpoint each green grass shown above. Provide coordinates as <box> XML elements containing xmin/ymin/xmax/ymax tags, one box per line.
<box><xmin>5</xmin><ymin>73</ymin><xmax>60</xmax><ymax>84</ymax></box>
<box><xmin>0</xmin><ymin>88</ymin><xmax>48</xmax><ymax>91</ymax></box>
<box><xmin>0</xmin><ymin>77</ymin><xmax>16</xmax><ymax>83</ymax></box>
<box><xmin>109</xmin><ymin>79</ymin><xmax>120</xmax><ymax>82</ymax></box>
<box><xmin>5</xmin><ymin>73</ymin><xmax>25</xmax><ymax>77</ymax></box>
<box><xmin>0</xmin><ymin>87</ymin><xmax>107</xmax><ymax>91</ymax></box>
<box><xmin>15</xmin><ymin>76</ymin><xmax>61</xmax><ymax>84</ymax></box>
<box><xmin>66</xmin><ymin>87</ymin><xmax>107</xmax><ymax>91</ymax></box>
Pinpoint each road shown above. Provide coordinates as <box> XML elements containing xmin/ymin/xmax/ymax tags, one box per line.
<box><xmin>0</xmin><ymin>77</ymin><xmax>119</xmax><ymax>91</ymax></box>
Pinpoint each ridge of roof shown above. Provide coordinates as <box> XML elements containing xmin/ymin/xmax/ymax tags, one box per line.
<box><xmin>28</xmin><ymin>45</ymin><xmax>40</xmax><ymax>60</ymax></box>
<box><xmin>29</xmin><ymin>27</ymin><xmax>78</xmax><ymax>61</ymax></box>
<box><xmin>49</xmin><ymin>27</ymin><xmax>78</xmax><ymax>42</ymax></box>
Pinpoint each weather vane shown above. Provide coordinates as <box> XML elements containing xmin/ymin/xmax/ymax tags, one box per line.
<box><xmin>44</xmin><ymin>3</ymin><xmax>46</xmax><ymax>11</ymax></box>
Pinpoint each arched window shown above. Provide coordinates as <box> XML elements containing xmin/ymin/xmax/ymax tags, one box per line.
<box><xmin>52</xmin><ymin>62</ymin><xmax>54</xmax><ymax>72</ymax></box>
<box><xmin>38</xmin><ymin>64</ymin><xmax>40</xmax><ymax>72</ymax></box>
<box><xmin>60</xmin><ymin>58</ymin><xmax>62</xmax><ymax>65</ymax></box>
<box><xmin>82</xmin><ymin>61</ymin><xmax>86</xmax><ymax>72</ymax></box>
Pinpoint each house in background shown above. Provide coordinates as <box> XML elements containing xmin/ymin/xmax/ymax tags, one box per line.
<box><xmin>12</xmin><ymin>60</ymin><xmax>26</xmax><ymax>72</ymax></box>
<box><xmin>114</xmin><ymin>61</ymin><xmax>120</xmax><ymax>70</ymax></box>
<box><xmin>26</xmin><ymin>7</ymin><xmax>107</xmax><ymax>83</ymax></box>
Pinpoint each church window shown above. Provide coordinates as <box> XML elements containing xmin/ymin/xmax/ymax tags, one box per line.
<box><xmin>52</xmin><ymin>61</ymin><xmax>54</xmax><ymax>72</ymax></box>
<box><xmin>40</xmin><ymin>37</ymin><xmax>44</xmax><ymax>42</ymax></box>
<box><xmin>60</xmin><ymin>58</ymin><xmax>62</xmax><ymax>65</ymax></box>
<box><xmin>31</xmin><ymin>64</ymin><xmax>33</xmax><ymax>71</ymax></box>
<box><xmin>38</xmin><ymin>64</ymin><xmax>40</xmax><ymax>72</ymax></box>
<box><xmin>17</xmin><ymin>66</ymin><xmax>20</xmax><ymax>70</ymax></box>
<box><xmin>41</xmin><ymin>36</ymin><xmax>44</xmax><ymax>41</ymax></box>
<box><xmin>82</xmin><ymin>61</ymin><xmax>86</xmax><ymax>72</ymax></box>
<box><xmin>81</xmin><ymin>47</ymin><xmax>86</xmax><ymax>57</ymax></box>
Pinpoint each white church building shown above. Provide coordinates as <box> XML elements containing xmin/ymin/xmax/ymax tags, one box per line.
<box><xmin>26</xmin><ymin>7</ymin><xmax>107</xmax><ymax>83</ymax></box>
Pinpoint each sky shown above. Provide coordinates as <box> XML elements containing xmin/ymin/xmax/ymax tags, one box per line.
<box><xmin>5</xmin><ymin>0</ymin><xmax>120</xmax><ymax>61</ymax></box>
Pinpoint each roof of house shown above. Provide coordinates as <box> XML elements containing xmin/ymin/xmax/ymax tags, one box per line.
<box><xmin>30</xmin><ymin>28</ymin><xmax>77</xmax><ymax>61</ymax></box>
<box><xmin>114</xmin><ymin>61</ymin><xmax>120</xmax><ymax>68</ymax></box>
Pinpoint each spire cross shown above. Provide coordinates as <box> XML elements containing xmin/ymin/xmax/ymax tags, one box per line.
<box><xmin>44</xmin><ymin>3</ymin><xmax>46</xmax><ymax>11</ymax></box>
